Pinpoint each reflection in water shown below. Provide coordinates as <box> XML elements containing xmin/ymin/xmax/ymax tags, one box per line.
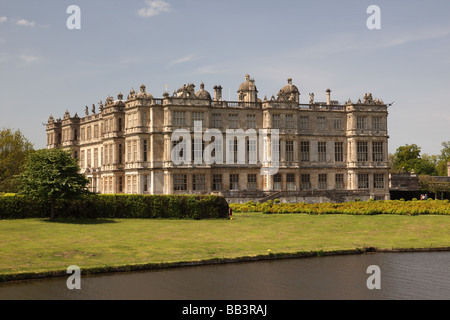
<box><xmin>0</xmin><ymin>252</ymin><xmax>449</xmax><ymax>300</ymax></box>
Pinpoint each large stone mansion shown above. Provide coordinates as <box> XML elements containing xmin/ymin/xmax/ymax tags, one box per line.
<box><xmin>46</xmin><ymin>74</ymin><xmax>390</xmax><ymax>203</ymax></box>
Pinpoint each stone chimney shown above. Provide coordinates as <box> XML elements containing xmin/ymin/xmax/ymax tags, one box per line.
<box><xmin>214</xmin><ymin>85</ymin><xmax>222</xmax><ymax>101</ymax></box>
<box><xmin>326</xmin><ymin>89</ymin><xmax>331</xmax><ymax>105</ymax></box>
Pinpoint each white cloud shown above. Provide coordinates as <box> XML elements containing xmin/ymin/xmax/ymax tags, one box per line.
<box><xmin>15</xmin><ymin>19</ymin><xmax>36</xmax><ymax>27</ymax></box>
<box><xmin>19</xmin><ymin>54</ymin><xmax>40</xmax><ymax>63</ymax></box>
<box><xmin>168</xmin><ymin>54</ymin><xmax>197</xmax><ymax>66</ymax></box>
<box><xmin>138</xmin><ymin>0</ymin><xmax>171</xmax><ymax>17</ymax></box>
<box><xmin>0</xmin><ymin>16</ymin><xmax>7</xmax><ymax>23</ymax></box>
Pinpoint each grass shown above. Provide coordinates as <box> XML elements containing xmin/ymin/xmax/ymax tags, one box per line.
<box><xmin>0</xmin><ymin>213</ymin><xmax>450</xmax><ymax>280</ymax></box>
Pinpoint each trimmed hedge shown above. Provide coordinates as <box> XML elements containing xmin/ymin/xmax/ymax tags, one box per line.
<box><xmin>0</xmin><ymin>194</ymin><xmax>229</xmax><ymax>220</ymax></box>
<box><xmin>230</xmin><ymin>199</ymin><xmax>450</xmax><ymax>215</ymax></box>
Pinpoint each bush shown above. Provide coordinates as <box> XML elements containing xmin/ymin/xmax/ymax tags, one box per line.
<box><xmin>0</xmin><ymin>194</ymin><xmax>229</xmax><ymax>220</ymax></box>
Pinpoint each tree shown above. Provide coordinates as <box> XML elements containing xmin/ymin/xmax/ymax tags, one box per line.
<box><xmin>18</xmin><ymin>148</ymin><xmax>90</xmax><ymax>220</ymax></box>
<box><xmin>437</xmin><ymin>141</ymin><xmax>450</xmax><ymax>176</ymax></box>
<box><xmin>0</xmin><ymin>128</ymin><xmax>34</xmax><ymax>192</ymax></box>
<box><xmin>392</xmin><ymin>144</ymin><xmax>421</xmax><ymax>173</ymax></box>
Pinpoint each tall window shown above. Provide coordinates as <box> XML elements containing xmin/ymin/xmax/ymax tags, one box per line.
<box><xmin>94</xmin><ymin>148</ymin><xmax>98</xmax><ymax>168</ymax></box>
<box><xmin>212</xmin><ymin>174</ymin><xmax>222</xmax><ymax>191</ymax></box>
<box><xmin>357</xmin><ymin>142</ymin><xmax>368</xmax><ymax>162</ymax></box>
<box><xmin>133</xmin><ymin>141</ymin><xmax>137</xmax><ymax>162</ymax></box>
<box><xmin>273</xmin><ymin>174</ymin><xmax>281</xmax><ymax>190</ymax></box>
<box><xmin>230</xmin><ymin>174</ymin><xmax>239</xmax><ymax>190</ymax></box>
<box><xmin>192</xmin><ymin>112</ymin><xmax>204</xmax><ymax>127</ymax></box>
<box><xmin>173</xmin><ymin>174</ymin><xmax>187</xmax><ymax>191</ymax></box>
<box><xmin>228</xmin><ymin>114</ymin><xmax>239</xmax><ymax>129</ymax></box>
<box><xmin>247</xmin><ymin>139</ymin><xmax>257</xmax><ymax>163</ymax></box>
<box><xmin>301</xmin><ymin>174</ymin><xmax>311</xmax><ymax>190</ymax></box>
<box><xmin>193</xmin><ymin>174</ymin><xmax>206</xmax><ymax>191</ymax></box>
<box><xmin>374</xmin><ymin>174</ymin><xmax>385</xmax><ymax>189</ymax></box>
<box><xmin>87</xmin><ymin>126</ymin><xmax>92</xmax><ymax>140</ymax></box>
<box><xmin>357</xmin><ymin>117</ymin><xmax>368</xmax><ymax>130</ymax></box>
<box><xmin>80</xmin><ymin>150</ymin><xmax>85</xmax><ymax>169</ymax></box>
<box><xmin>299</xmin><ymin>116</ymin><xmax>309</xmax><ymax>130</ymax></box>
<box><xmin>118</xmin><ymin>118</ymin><xmax>122</xmax><ymax>131</ymax></box>
<box><xmin>119</xmin><ymin>177</ymin><xmax>123</xmax><ymax>193</ymax></box>
<box><xmin>143</xmin><ymin>140</ymin><xmax>148</xmax><ymax>162</ymax></box>
<box><xmin>335</xmin><ymin>174</ymin><xmax>344</xmax><ymax>189</ymax></box>
<box><xmin>287</xmin><ymin>174</ymin><xmax>295</xmax><ymax>191</ymax></box>
<box><xmin>285</xmin><ymin>114</ymin><xmax>294</xmax><ymax>128</ymax></box>
<box><xmin>318</xmin><ymin>142</ymin><xmax>327</xmax><ymax>162</ymax></box>
<box><xmin>358</xmin><ymin>174</ymin><xmax>369</xmax><ymax>189</ymax></box>
<box><xmin>118</xmin><ymin>144</ymin><xmax>123</xmax><ymax>164</ymax></box>
<box><xmin>87</xmin><ymin>149</ymin><xmax>91</xmax><ymax>168</ymax></box>
<box><xmin>247</xmin><ymin>174</ymin><xmax>257</xmax><ymax>191</ymax></box>
<box><xmin>300</xmin><ymin>142</ymin><xmax>310</xmax><ymax>162</ymax></box>
<box><xmin>372</xmin><ymin>117</ymin><xmax>383</xmax><ymax>130</ymax></box>
<box><xmin>317</xmin><ymin>116</ymin><xmax>326</xmax><ymax>130</ymax></box>
<box><xmin>318</xmin><ymin>174</ymin><xmax>327</xmax><ymax>189</ymax></box>
<box><xmin>212</xmin><ymin>113</ymin><xmax>222</xmax><ymax>128</ymax></box>
<box><xmin>246</xmin><ymin>114</ymin><xmax>256</xmax><ymax>129</ymax></box>
<box><xmin>285</xmin><ymin>141</ymin><xmax>294</xmax><ymax>162</ymax></box>
<box><xmin>271</xmin><ymin>114</ymin><xmax>281</xmax><ymax>128</ymax></box>
<box><xmin>143</xmin><ymin>175</ymin><xmax>148</xmax><ymax>192</ymax></box>
<box><xmin>173</xmin><ymin>111</ymin><xmax>186</xmax><ymax>126</ymax></box>
<box><xmin>334</xmin><ymin>117</ymin><xmax>343</xmax><ymax>130</ymax></box>
<box><xmin>372</xmin><ymin>142</ymin><xmax>384</xmax><ymax>162</ymax></box>
<box><xmin>335</xmin><ymin>142</ymin><xmax>344</xmax><ymax>162</ymax></box>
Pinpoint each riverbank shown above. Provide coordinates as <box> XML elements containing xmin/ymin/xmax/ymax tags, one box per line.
<box><xmin>1</xmin><ymin>213</ymin><xmax>450</xmax><ymax>282</ymax></box>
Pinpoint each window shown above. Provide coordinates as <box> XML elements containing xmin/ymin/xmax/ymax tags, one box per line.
<box><xmin>287</xmin><ymin>174</ymin><xmax>295</xmax><ymax>191</ymax></box>
<box><xmin>358</xmin><ymin>174</ymin><xmax>369</xmax><ymax>189</ymax></box>
<box><xmin>143</xmin><ymin>175</ymin><xmax>148</xmax><ymax>192</ymax></box>
<box><xmin>143</xmin><ymin>140</ymin><xmax>148</xmax><ymax>162</ymax></box>
<box><xmin>80</xmin><ymin>150</ymin><xmax>85</xmax><ymax>169</ymax></box>
<box><xmin>335</xmin><ymin>174</ymin><xmax>344</xmax><ymax>189</ymax></box>
<box><xmin>127</xmin><ymin>142</ymin><xmax>132</xmax><ymax>162</ymax></box>
<box><xmin>192</xmin><ymin>112</ymin><xmax>204</xmax><ymax>127</ymax></box>
<box><xmin>133</xmin><ymin>141</ymin><xmax>137</xmax><ymax>162</ymax></box>
<box><xmin>118</xmin><ymin>118</ymin><xmax>122</xmax><ymax>131</ymax></box>
<box><xmin>87</xmin><ymin>149</ymin><xmax>91</xmax><ymax>168</ymax></box>
<box><xmin>94</xmin><ymin>125</ymin><xmax>99</xmax><ymax>138</ymax></box>
<box><xmin>87</xmin><ymin>126</ymin><xmax>92</xmax><ymax>140</ymax></box>
<box><xmin>286</xmin><ymin>114</ymin><xmax>294</xmax><ymax>128</ymax></box>
<box><xmin>173</xmin><ymin>138</ymin><xmax>187</xmax><ymax>163</ymax></box>
<box><xmin>74</xmin><ymin>129</ymin><xmax>78</xmax><ymax>141</ymax></box>
<box><xmin>300</xmin><ymin>142</ymin><xmax>310</xmax><ymax>162</ymax></box>
<box><xmin>81</xmin><ymin>128</ymin><xmax>85</xmax><ymax>141</ymax></box>
<box><xmin>192</xmin><ymin>139</ymin><xmax>204</xmax><ymax>164</ymax></box>
<box><xmin>318</xmin><ymin>174</ymin><xmax>327</xmax><ymax>189</ymax></box>
<box><xmin>357</xmin><ymin>117</ymin><xmax>368</xmax><ymax>130</ymax></box>
<box><xmin>285</xmin><ymin>141</ymin><xmax>294</xmax><ymax>162</ymax></box>
<box><xmin>247</xmin><ymin>174</ymin><xmax>257</xmax><ymax>191</ymax></box>
<box><xmin>193</xmin><ymin>174</ymin><xmax>206</xmax><ymax>191</ymax></box>
<box><xmin>173</xmin><ymin>174</ymin><xmax>187</xmax><ymax>191</ymax></box>
<box><xmin>213</xmin><ymin>174</ymin><xmax>222</xmax><ymax>191</ymax></box>
<box><xmin>273</xmin><ymin>173</ymin><xmax>281</xmax><ymax>190</ymax></box>
<box><xmin>335</xmin><ymin>142</ymin><xmax>344</xmax><ymax>162</ymax></box>
<box><xmin>318</xmin><ymin>142</ymin><xmax>327</xmax><ymax>162</ymax></box>
<box><xmin>372</xmin><ymin>142</ymin><xmax>384</xmax><ymax>162</ymax></box>
<box><xmin>374</xmin><ymin>174</ymin><xmax>385</xmax><ymax>189</ymax></box>
<box><xmin>272</xmin><ymin>114</ymin><xmax>281</xmax><ymax>128</ymax></box>
<box><xmin>246</xmin><ymin>114</ymin><xmax>256</xmax><ymax>129</ymax></box>
<box><xmin>94</xmin><ymin>148</ymin><xmax>98</xmax><ymax>168</ymax></box>
<box><xmin>317</xmin><ymin>116</ymin><xmax>326</xmax><ymax>130</ymax></box>
<box><xmin>247</xmin><ymin>139</ymin><xmax>257</xmax><ymax>164</ymax></box>
<box><xmin>230</xmin><ymin>174</ymin><xmax>239</xmax><ymax>190</ymax></box>
<box><xmin>212</xmin><ymin>113</ymin><xmax>222</xmax><ymax>128</ymax></box>
<box><xmin>301</xmin><ymin>174</ymin><xmax>311</xmax><ymax>190</ymax></box>
<box><xmin>118</xmin><ymin>144</ymin><xmax>123</xmax><ymax>164</ymax></box>
<box><xmin>372</xmin><ymin>117</ymin><xmax>383</xmax><ymax>130</ymax></box>
<box><xmin>357</xmin><ymin>142</ymin><xmax>368</xmax><ymax>162</ymax></box>
<box><xmin>212</xmin><ymin>174</ymin><xmax>222</xmax><ymax>191</ymax></box>
<box><xmin>228</xmin><ymin>114</ymin><xmax>239</xmax><ymax>129</ymax></box>
<box><xmin>142</xmin><ymin>111</ymin><xmax>148</xmax><ymax>127</ymax></box>
<box><xmin>119</xmin><ymin>177</ymin><xmax>123</xmax><ymax>193</ymax></box>
<box><xmin>173</xmin><ymin>111</ymin><xmax>186</xmax><ymax>126</ymax></box>
<box><xmin>299</xmin><ymin>116</ymin><xmax>309</xmax><ymax>130</ymax></box>
<box><xmin>334</xmin><ymin>117</ymin><xmax>343</xmax><ymax>130</ymax></box>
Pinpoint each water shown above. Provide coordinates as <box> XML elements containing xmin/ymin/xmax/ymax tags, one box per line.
<box><xmin>0</xmin><ymin>252</ymin><xmax>449</xmax><ymax>300</ymax></box>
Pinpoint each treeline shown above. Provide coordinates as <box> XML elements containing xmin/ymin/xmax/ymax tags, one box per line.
<box><xmin>230</xmin><ymin>199</ymin><xmax>450</xmax><ymax>215</ymax></box>
<box><xmin>0</xmin><ymin>194</ymin><xmax>229</xmax><ymax>220</ymax></box>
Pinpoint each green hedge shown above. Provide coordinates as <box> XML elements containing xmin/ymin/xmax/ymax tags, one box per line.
<box><xmin>0</xmin><ymin>194</ymin><xmax>229</xmax><ymax>220</ymax></box>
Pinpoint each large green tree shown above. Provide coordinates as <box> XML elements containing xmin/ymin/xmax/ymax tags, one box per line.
<box><xmin>0</xmin><ymin>128</ymin><xmax>34</xmax><ymax>192</ymax></box>
<box><xmin>437</xmin><ymin>141</ymin><xmax>450</xmax><ymax>176</ymax></box>
<box><xmin>18</xmin><ymin>148</ymin><xmax>90</xmax><ymax>220</ymax></box>
<box><xmin>392</xmin><ymin>144</ymin><xmax>439</xmax><ymax>175</ymax></box>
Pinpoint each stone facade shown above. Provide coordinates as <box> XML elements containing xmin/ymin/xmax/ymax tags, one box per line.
<box><xmin>46</xmin><ymin>75</ymin><xmax>390</xmax><ymax>203</ymax></box>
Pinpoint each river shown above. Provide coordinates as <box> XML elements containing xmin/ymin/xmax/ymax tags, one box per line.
<box><xmin>0</xmin><ymin>252</ymin><xmax>449</xmax><ymax>300</ymax></box>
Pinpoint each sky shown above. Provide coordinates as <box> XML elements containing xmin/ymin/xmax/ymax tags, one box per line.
<box><xmin>0</xmin><ymin>0</ymin><xmax>449</xmax><ymax>155</ymax></box>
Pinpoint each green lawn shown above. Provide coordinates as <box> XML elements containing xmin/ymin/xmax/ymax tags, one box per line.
<box><xmin>1</xmin><ymin>213</ymin><xmax>449</xmax><ymax>279</ymax></box>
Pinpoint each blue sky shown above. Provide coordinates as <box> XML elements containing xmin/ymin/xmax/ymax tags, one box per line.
<box><xmin>0</xmin><ymin>0</ymin><xmax>449</xmax><ymax>155</ymax></box>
